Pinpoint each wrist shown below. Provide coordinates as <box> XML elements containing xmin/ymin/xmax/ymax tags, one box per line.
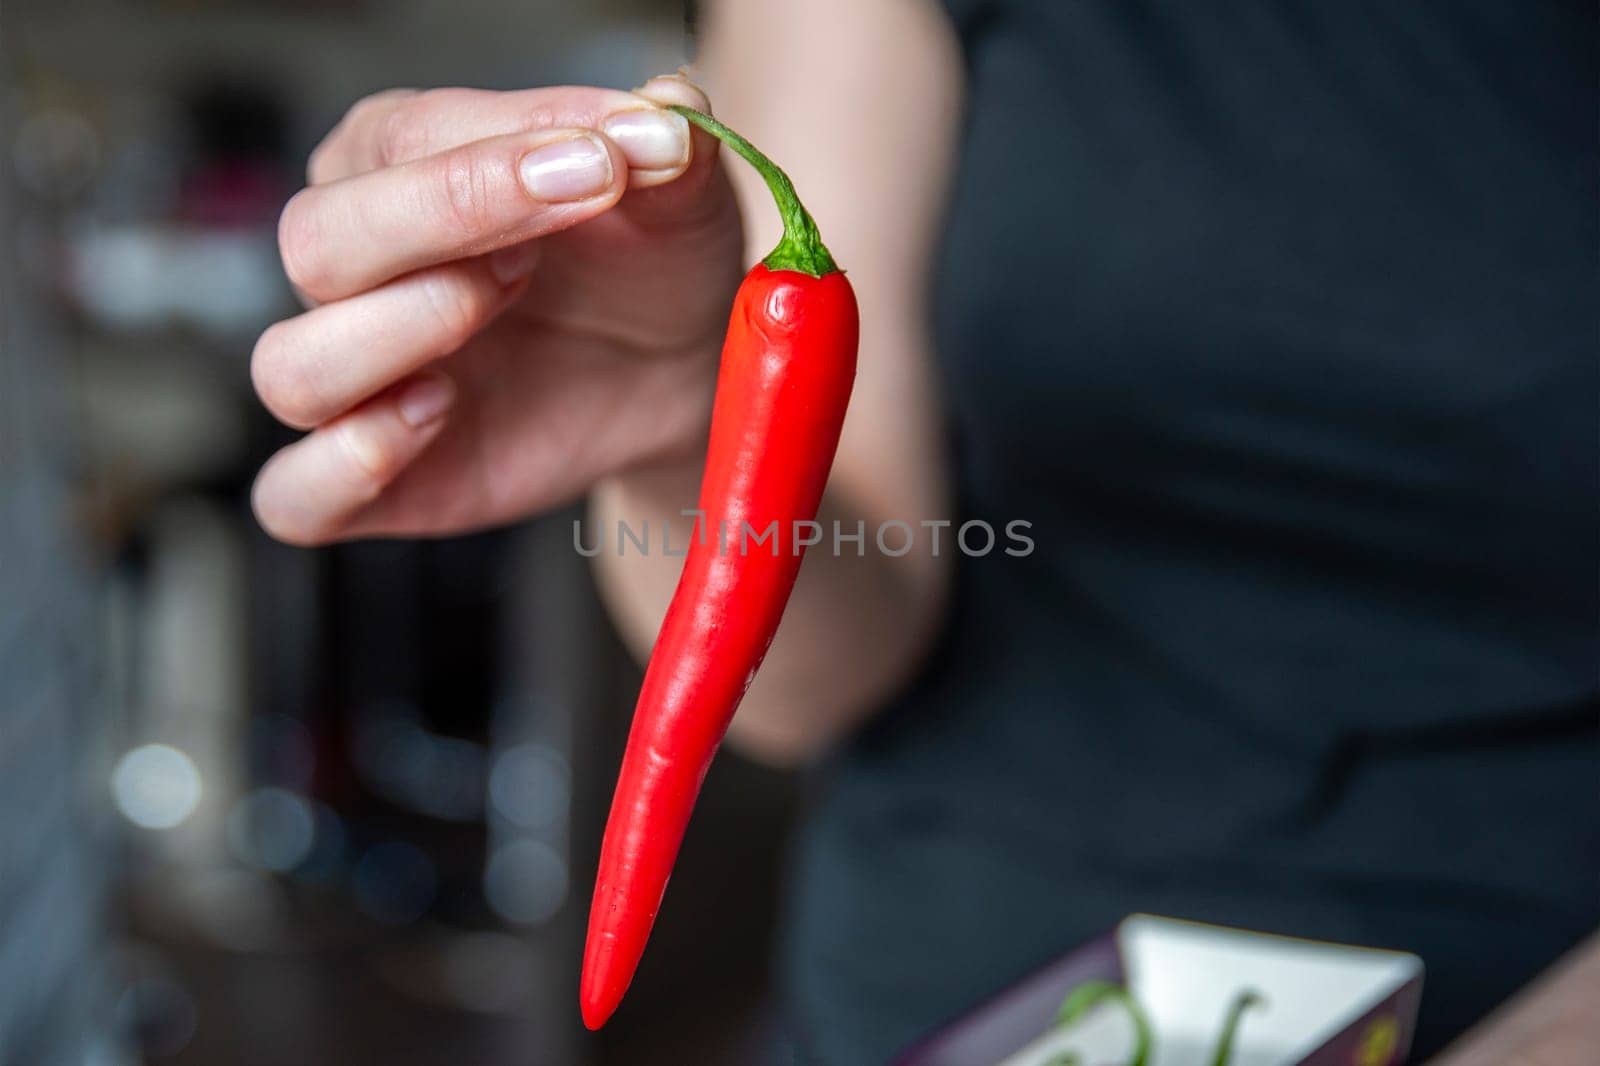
<box><xmin>593</xmin><ymin>440</ymin><xmax>706</xmax><ymax>519</ymax></box>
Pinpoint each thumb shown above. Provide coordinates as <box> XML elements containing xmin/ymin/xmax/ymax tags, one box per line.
<box><xmin>514</xmin><ymin>72</ymin><xmax>742</xmax><ymax>355</ymax></box>
<box><xmin>615</xmin><ymin>72</ymin><xmax>730</xmax><ymax>229</ymax></box>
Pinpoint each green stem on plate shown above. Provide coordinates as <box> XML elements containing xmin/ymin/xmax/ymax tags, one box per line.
<box><xmin>1207</xmin><ymin>990</ymin><xmax>1266</xmax><ymax>1066</ymax></box>
<box><xmin>1055</xmin><ymin>980</ymin><xmax>1155</xmax><ymax>1066</ymax></box>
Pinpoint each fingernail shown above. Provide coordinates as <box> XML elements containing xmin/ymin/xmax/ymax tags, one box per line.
<box><xmin>519</xmin><ymin>133</ymin><xmax>613</xmax><ymax>202</ymax></box>
<box><xmin>602</xmin><ymin>109</ymin><xmax>690</xmax><ymax>171</ymax></box>
<box><xmin>489</xmin><ymin>242</ymin><xmax>540</xmax><ymax>285</ymax></box>
<box><xmin>397</xmin><ymin>374</ymin><xmax>455</xmax><ymax>428</ymax></box>
<box><xmin>632</xmin><ymin>70</ymin><xmax>696</xmax><ymax>92</ymax></box>
<box><xmin>632</xmin><ymin>71</ymin><xmax>709</xmax><ymax>113</ymax></box>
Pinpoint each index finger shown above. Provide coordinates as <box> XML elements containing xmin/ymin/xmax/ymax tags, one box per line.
<box><xmin>310</xmin><ymin>85</ymin><xmax>682</xmax><ymax>185</ymax></box>
<box><xmin>278</xmin><ymin>125</ymin><xmax>629</xmax><ymax>304</ymax></box>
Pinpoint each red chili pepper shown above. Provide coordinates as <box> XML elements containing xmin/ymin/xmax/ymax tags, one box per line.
<box><xmin>579</xmin><ymin>106</ymin><xmax>859</xmax><ymax>1030</ymax></box>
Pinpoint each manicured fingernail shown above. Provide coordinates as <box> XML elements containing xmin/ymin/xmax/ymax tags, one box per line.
<box><xmin>489</xmin><ymin>242</ymin><xmax>540</xmax><ymax>285</ymax></box>
<box><xmin>519</xmin><ymin>134</ymin><xmax>613</xmax><ymax>202</ymax></box>
<box><xmin>397</xmin><ymin>374</ymin><xmax>455</xmax><ymax>428</ymax></box>
<box><xmin>602</xmin><ymin>109</ymin><xmax>690</xmax><ymax>171</ymax></box>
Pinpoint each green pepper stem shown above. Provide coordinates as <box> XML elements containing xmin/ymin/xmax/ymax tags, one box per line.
<box><xmin>667</xmin><ymin>105</ymin><xmax>839</xmax><ymax>278</ymax></box>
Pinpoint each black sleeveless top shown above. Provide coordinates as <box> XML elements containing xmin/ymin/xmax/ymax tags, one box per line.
<box><xmin>779</xmin><ymin>2</ymin><xmax>1597</xmax><ymax>1063</ymax></box>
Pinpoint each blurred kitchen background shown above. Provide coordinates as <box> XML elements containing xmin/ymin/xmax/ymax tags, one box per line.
<box><xmin>0</xmin><ymin>2</ymin><xmax>801</xmax><ymax>1063</ymax></box>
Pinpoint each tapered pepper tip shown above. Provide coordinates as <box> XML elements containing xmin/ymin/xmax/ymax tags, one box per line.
<box><xmin>580</xmin><ymin>927</ymin><xmax>633</xmax><ymax>1030</ymax></box>
<box><xmin>580</xmin><ymin>988</ymin><xmax>616</xmax><ymax>1031</ymax></box>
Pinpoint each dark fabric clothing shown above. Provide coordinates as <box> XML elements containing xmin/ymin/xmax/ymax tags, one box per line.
<box><xmin>782</xmin><ymin>3</ymin><xmax>1599</xmax><ymax>1063</ymax></box>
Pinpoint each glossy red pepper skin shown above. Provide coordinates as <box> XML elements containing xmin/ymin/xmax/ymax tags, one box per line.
<box><xmin>580</xmin><ymin>264</ymin><xmax>857</xmax><ymax>1030</ymax></box>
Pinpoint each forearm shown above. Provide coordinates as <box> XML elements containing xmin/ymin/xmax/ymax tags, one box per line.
<box><xmin>589</xmin><ymin>449</ymin><xmax>950</xmax><ymax>765</ymax></box>
<box><xmin>1428</xmin><ymin>931</ymin><xmax>1600</xmax><ymax>1066</ymax></box>
<box><xmin>589</xmin><ymin>0</ymin><xmax>962</xmax><ymax>764</ymax></box>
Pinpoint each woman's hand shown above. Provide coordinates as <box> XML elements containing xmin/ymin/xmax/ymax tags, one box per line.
<box><xmin>251</xmin><ymin>75</ymin><xmax>743</xmax><ymax>545</ymax></box>
<box><xmin>256</xmin><ymin>0</ymin><xmax>962</xmax><ymax>763</ymax></box>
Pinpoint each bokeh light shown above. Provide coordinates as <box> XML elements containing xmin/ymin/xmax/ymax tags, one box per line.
<box><xmin>487</xmin><ymin>743</ymin><xmax>569</xmax><ymax>831</ymax></box>
<box><xmin>110</xmin><ymin>744</ymin><xmax>202</xmax><ymax>830</ymax></box>
<box><xmin>225</xmin><ymin>787</ymin><xmax>315</xmax><ymax>873</ymax></box>
<box><xmin>483</xmin><ymin>839</ymin><xmax>567</xmax><ymax>927</ymax></box>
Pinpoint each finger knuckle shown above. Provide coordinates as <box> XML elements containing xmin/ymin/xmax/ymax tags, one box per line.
<box><xmin>312</xmin><ymin>88</ymin><xmax>420</xmax><ymax>184</ymax></box>
<box><xmin>316</xmin><ymin>95</ymin><xmax>380</xmax><ymax>175</ymax></box>
<box><xmin>334</xmin><ymin>422</ymin><xmax>391</xmax><ymax>503</ymax></box>
<box><xmin>305</xmin><ymin>139</ymin><xmax>338</xmax><ymax>185</ymax></box>
<box><xmin>343</xmin><ymin>92</ymin><xmax>382</xmax><ymax>127</ymax></box>
<box><xmin>252</xmin><ymin>468</ymin><xmax>320</xmax><ymax>547</ymax></box>
<box><xmin>376</xmin><ymin>95</ymin><xmax>429</xmax><ymax>167</ymax></box>
<box><xmin>255</xmin><ymin>499</ymin><xmax>318</xmax><ymax>548</ymax></box>
<box><xmin>418</xmin><ymin>272</ymin><xmax>488</xmax><ymax>351</ymax></box>
<box><xmin>277</xmin><ymin>189</ymin><xmax>329</xmax><ymax>297</ymax></box>
<box><xmin>349</xmin><ymin>88</ymin><xmax>412</xmax><ymax>128</ymax></box>
<box><xmin>250</xmin><ymin>322</ymin><xmax>323</xmax><ymax>428</ymax></box>
<box><xmin>433</xmin><ymin>144</ymin><xmax>496</xmax><ymax>244</ymax></box>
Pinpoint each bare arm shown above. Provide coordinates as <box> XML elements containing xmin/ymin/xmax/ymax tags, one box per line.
<box><xmin>1427</xmin><ymin>931</ymin><xmax>1600</xmax><ymax>1066</ymax></box>
<box><xmin>589</xmin><ymin>0</ymin><xmax>964</xmax><ymax>764</ymax></box>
